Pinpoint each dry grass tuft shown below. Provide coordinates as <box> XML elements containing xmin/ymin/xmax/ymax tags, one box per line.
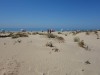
<box><xmin>72</xmin><ymin>32</ymin><xmax>76</xmax><ymax>35</ymax></box>
<box><xmin>74</xmin><ymin>37</ymin><xmax>80</xmax><ymax>42</ymax></box>
<box><xmin>94</xmin><ymin>31</ymin><xmax>99</xmax><ymax>39</ymax></box>
<box><xmin>45</xmin><ymin>33</ymin><xmax>65</xmax><ymax>42</ymax></box>
<box><xmin>86</xmin><ymin>31</ymin><xmax>90</xmax><ymax>35</ymax></box>
<box><xmin>52</xmin><ymin>47</ymin><xmax>59</xmax><ymax>52</ymax></box>
<box><xmin>32</xmin><ymin>32</ymin><xmax>39</xmax><ymax>35</ymax></box>
<box><xmin>85</xmin><ymin>60</ymin><xmax>91</xmax><ymax>64</ymax></box>
<box><xmin>65</xmin><ymin>34</ymin><xmax>67</xmax><ymax>36</ymax></box>
<box><xmin>78</xmin><ymin>40</ymin><xmax>85</xmax><ymax>48</ymax></box>
<box><xmin>46</xmin><ymin>33</ymin><xmax>57</xmax><ymax>38</ymax></box>
<box><xmin>38</xmin><ymin>33</ymin><xmax>46</xmax><ymax>35</ymax></box>
<box><xmin>17</xmin><ymin>39</ymin><xmax>22</xmax><ymax>43</ymax></box>
<box><xmin>16</xmin><ymin>32</ymin><xmax>28</xmax><ymax>37</ymax></box>
<box><xmin>46</xmin><ymin>42</ymin><xmax>54</xmax><ymax>47</ymax></box>
<box><xmin>78</xmin><ymin>40</ymin><xmax>90</xmax><ymax>51</ymax></box>
<box><xmin>94</xmin><ymin>31</ymin><xmax>98</xmax><ymax>34</ymax></box>
<box><xmin>58</xmin><ymin>32</ymin><xmax>62</xmax><ymax>34</ymax></box>
<box><xmin>11</xmin><ymin>32</ymin><xmax>28</xmax><ymax>39</ymax></box>
<box><xmin>56</xmin><ymin>36</ymin><xmax>65</xmax><ymax>42</ymax></box>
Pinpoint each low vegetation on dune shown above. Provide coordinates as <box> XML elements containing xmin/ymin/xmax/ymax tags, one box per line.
<box><xmin>46</xmin><ymin>33</ymin><xmax>65</xmax><ymax>42</ymax></box>
<box><xmin>72</xmin><ymin>31</ymin><xmax>76</xmax><ymax>35</ymax></box>
<box><xmin>58</xmin><ymin>32</ymin><xmax>62</xmax><ymax>34</ymax></box>
<box><xmin>94</xmin><ymin>31</ymin><xmax>99</xmax><ymax>39</ymax></box>
<box><xmin>32</xmin><ymin>32</ymin><xmax>39</xmax><ymax>35</ymax></box>
<box><xmin>85</xmin><ymin>31</ymin><xmax>90</xmax><ymax>35</ymax></box>
<box><xmin>73</xmin><ymin>37</ymin><xmax>90</xmax><ymax>50</ymax></box>
<box><xmin>46</xmin><ymin>42</ymin><xmax>60</xmax><ymax>52</ymax></box>
<box><xmin>94</xmin><ymin>31</ymin><xmax>98</xmax><ymax>34</ymax></box>
<box><xmin>11</xmin><ymin>32</ymin><xmax>28</xmax><ymax>39</ymax></box>
<box><xmin>17</xmin><ymin>39</ymin><xmax>22</xmax><ymax>43</ymax></box>
<box><xmin>78</xmin><ymin>40</ymin><xmax>85</xmax><ymax>48</ymax></box>
<box><xmin>11</xmin><ymin>35</ymin><xmax>19</xmax><ymax>39</ymax></box>
<box><xmin>46</xmin><ymin>42</ymin><xmax>54</xmax><ymax>47</ymax></box>
<box><xmin>56</xmin><ymin>36</ymin><xmax>65</xmax><ymax>42</ymax></box>
<box><xmin>74</xmin><ymin>37</ymin><xmax>80</xmax><ymax>42</ymax></box>
<box><xmin>46</xmin><ymin>33</ymin><xmax>57</xmax><ymax>38</ymax></box>
<box><xmin>27</xmin><ymin>32</ymin><xmax>32</xmax><ymax>35</ymax></box>
<box><xmin>32</xmin><ymin>32</ymin><xmax>47</xmax><ymax>35</ymax></box>
<box><xmin>85</xmin><ymin>60</ymin><xmax>91</xmax><ymax>64</ymax></box>
<box><xmin>38</xmin><ymin>33</ymin><xmax>47</xmax><ymax>35</ymax></box>
<box><xmin>65</xmin><ymin>34</ymin><xmax>67</xmax><ymax>36</ymax></box>
<box><xmin>78</xmin><ymin>40</ymin><xmax>89</xmax><ymax>50</ymax></box>
<box><xmin>72</xmin><ymin>31</ymin><xmax>81</xmax><ymax>35</ymax></box>
<box><xmin>0</xmin><ymin>32</ymin><xmax>14</xmax><ymax>38</ymax></box>
<box><xmin>52</xmin><ymin>47</ymin><xmax>59</xmax><ymax>52</ymax></box>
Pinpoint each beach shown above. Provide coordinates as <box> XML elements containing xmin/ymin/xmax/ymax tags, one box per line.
<box><xmin>0</xmin><ymin>31</ymin><xmax>100</xmax><ymax>75</ymax></box>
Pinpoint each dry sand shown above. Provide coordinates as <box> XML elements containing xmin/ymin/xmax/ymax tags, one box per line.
<box><xmin>0</xmin><ymin>31</ymin><xmax>100</xmax><ymax>75</ymax></box>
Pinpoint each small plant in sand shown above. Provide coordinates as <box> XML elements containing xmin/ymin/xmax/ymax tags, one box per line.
<box><xmin>17</xmin><ymin>39</ymin><xmax>21</xmax><ymax>43</ymax></box>
<box><xmin>52</xmin><ymin>47</ymin><xmax>59</xmax><ymax>52</ymax></box>
<box><xmin>56</xmin><ymin>36</ymin><xmax>65</xmax><ymax>42</ymax></box>
<box><xmin>86</xmin><ymin>31</ymin><xmax>90</xmax><ymax>35</ymax></box>
<box><xmin>78</xmin><ymin>40</ymin><xmax>90</xmax><ymax>50</ymax></box>
<box><xmin>46</xmin><ymin>33</ymin><xmax>65</xmax><ymax>42</ymax></box>
<box><xmin>4</xmin><ymin>43</ymin><xmax>6</xmax><ymax>45</ymax></box>
<box><xmin>58</xmin><ymin>32</ymin><xmax>62</xmax><ymax>34</ymax></box>
<box><xmin>74</xmin><ymin>37</ymin><xmax>80</xmax><ymax>42</ymax></box>
<box><xmin>32</xmin><ymin>32</ymin><xmax>39</xmax><ymax>35</ymax></box>
<box><xmin>78</xmin><ymin>40</ymin><xmax>85</xmax><ymax>48</ymax></box>
<box><xmin>46</xmin><ymin>42</ymin><xmax>54</xmax><ymax>47</ymax></box>
<box><xmin>8</xmin><ymin>32</ymin><xmax>14</xmax><ymax>37</ymax></box>
<box><xmin>65</xmin><ymin>34</ymin><xmax>67</xmax><ymax>36</ymax></box>
<box><xmin>97</xmin><ymin>36</ymin><xmax>99</xmax><ymax>39</ymax></box>
<box><xmin>72</xmin><ymin>31</ymin><xmax>76</xmax><ymax>35</ymax></box>
<box><xmin>85</xmin><ymin>60</ymin><xmax>91</xmax><ymax>64</ymax></box>
<box><xmin>94</xmin><ymin>31</ymin><xmax>99</xmax><ymax>39</ymax></box>
<box><xmin>94</xmin><ymin>31</ymin><xmax>98</xmax><ymax>34</ymax></box>
<box><xmin>46</xmin><ymin>33</ymin><xmax>57</xmax><ymax>38</ymax></box>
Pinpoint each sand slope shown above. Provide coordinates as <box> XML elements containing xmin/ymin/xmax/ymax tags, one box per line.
<box><xmin>0</xmin><ymin>31</ymin><xmax>100</xmax><ymax>75</ymax></box>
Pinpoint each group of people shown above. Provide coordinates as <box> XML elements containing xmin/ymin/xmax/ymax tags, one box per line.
<box><xmin>47</xmin><ymin>29</ymin><xmax>55</xmax><ymax>33</ymax></box>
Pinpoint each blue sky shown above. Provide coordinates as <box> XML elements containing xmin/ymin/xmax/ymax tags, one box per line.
<box><xmin>0</xmin><ymin>0</ymin><xmax>100</xmax><ymax>29</ymax></box>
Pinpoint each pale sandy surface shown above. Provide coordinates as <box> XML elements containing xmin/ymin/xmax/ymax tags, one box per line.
<box><xmin>0</xmin><ymin>31</ymin><xmax>100</xmax><ymax>75</ymax></box>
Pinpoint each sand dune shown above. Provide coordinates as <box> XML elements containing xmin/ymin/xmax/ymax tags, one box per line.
<box><xmin>0</xmin><ymin>31</ymin><xmax>100</xmax><ymax>75</ymax></box>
